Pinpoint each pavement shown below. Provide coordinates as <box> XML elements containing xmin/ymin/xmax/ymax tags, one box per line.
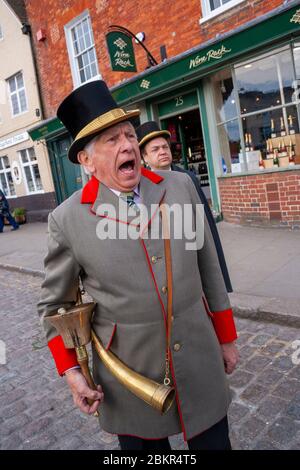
<box><xmin>1</xmin><ymin>220</ymin><xmax>300</xmax><ymax>326</ymax></box>
<box><xmin>0</xmin><ymin>269</ymin><xmax>299</xmax><ymax>450</ymax></box>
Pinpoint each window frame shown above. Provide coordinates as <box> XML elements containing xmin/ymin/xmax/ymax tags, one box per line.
<box><xmin>18</xmin><ymin>147</ymin><xmax>44</xmax><ymax>195</ymax></box>
<box><xmin>209</xmin><ymin>43</ymin><xmax>300</xmax><ymax>174</ymax></box>
<box><xmin>0</xmin><ymin>156</ymin><xmax>16</xmax><ymax>198</ymax></box>
<box><xmin>200</xmin><ymin>0</ymin><xmax>246</xmax><ymax>24</ymax></box>
<box><xmin>7</xmin><ymin>71</ymin><xmax>28</xmax><ymax>117</ymax></box>
<box><xmin>64</xmin><ymin>10</ymin><xmax>101</xmax><ymax>88</ymax></box>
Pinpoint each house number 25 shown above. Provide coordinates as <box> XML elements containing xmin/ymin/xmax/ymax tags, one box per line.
<box><xmin>175</xmin><ymin>96</ymin><xmax>184</xmax><ymax>107</ymax></box>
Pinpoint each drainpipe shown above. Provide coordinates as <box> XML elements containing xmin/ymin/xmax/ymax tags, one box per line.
<box><xmin>21</xmin><ymin>23</ymin><xmax>45</xmax><ymax>120</ymax></box>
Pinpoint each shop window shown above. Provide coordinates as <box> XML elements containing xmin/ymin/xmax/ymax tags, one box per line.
<box><xmin>211</xmin><ymin>47</ymin><xmax>300</xmax><ymax>174</ymax></box>
<box><xmin>19</xmin><ymin>148</ymin><xmax>43</xmax><ymax>194</ymax></box>
<box><xmin>65</xmin><ymin>11</ymin><xmax>101</xmax><ymax>88</ymax></box>
<box><xmin>211</xmin><ymin>68</ymin><xmax>238</xmax><ymax>123</ymax></box>
<box><xmin>7</xmin><ymin>72</ymin><xmax>28</xmax><ymax>116</ymax></box>
<box><xmin>235</xmin><ymin>49</ymin><xmax>295</xmax><ymax>115</ymax></box>
<box><xmin>293</xmin><ymin>43</ymin><xmax>300</xmax><ymax>82</ymax></box>
<box><xmin>0</xmin><ymin>156</ymin><xmax>16</xmax><ymax>197</ymax></box>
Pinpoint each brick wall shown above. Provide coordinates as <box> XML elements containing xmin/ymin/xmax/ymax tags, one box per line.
<box><xmin>218</xmin><ymin>170</ymin><xmax>300</xmax><ymax>228</ymax></box>
<box><xmin>24</xmin><ymin>0</ymin><xmax>285</xmax><ymax>118</ymax></box>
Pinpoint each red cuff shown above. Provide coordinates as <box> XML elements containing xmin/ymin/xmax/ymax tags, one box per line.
<box><xmin>210</xmin><ymin>308</ymin><xmax>238</xmax><ymax>344</ymax></box>
<box><xmin>48</xmin><ymin>335</ymin><xmax>79</xmax><ymax>376</ymax></box>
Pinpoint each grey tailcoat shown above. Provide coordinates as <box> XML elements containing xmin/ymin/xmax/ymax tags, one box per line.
<box><xmin>37</xmin><ymin>169</ymin><xmax>236</xmax><ymax>440</ymax></box>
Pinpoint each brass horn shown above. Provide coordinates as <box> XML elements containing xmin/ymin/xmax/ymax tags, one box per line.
<box><xmin>47</xmin><ymin>302</ymin><xmax>99</xmax><ymax>416</ymax></box>
<box><xmin>49</xmin><ymin>300</ymin><xmax>175</xmax><ymax>415</ymax></box>
<box><xmin>91</xmin><ymin>329</ymin><xmax>175</xmax><ymax>415</ymax></box>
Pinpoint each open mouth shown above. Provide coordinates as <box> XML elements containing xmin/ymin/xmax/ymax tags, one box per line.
<box><xmin>119</xmin><ymin>159</ymin><xmax>136</xmax><ymax>175</ymax></box>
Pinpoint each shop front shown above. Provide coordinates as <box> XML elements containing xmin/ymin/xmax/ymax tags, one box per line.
<box><xmin>28</xmin><ymin>2</ymin><xmax>300</xmax><ymax>226</ymax></box>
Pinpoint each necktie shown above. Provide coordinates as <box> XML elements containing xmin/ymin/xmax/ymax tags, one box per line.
<box><xmin>120</xmin><ymin>191</ymin><xmax>140</xmax><ymax>213</ymax></box>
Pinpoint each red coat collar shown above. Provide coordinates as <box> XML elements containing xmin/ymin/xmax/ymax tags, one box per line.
<box><xmin>81</xmin><ymin>168</ymin><xmax>164</xmax><ymax>204</ymax></box>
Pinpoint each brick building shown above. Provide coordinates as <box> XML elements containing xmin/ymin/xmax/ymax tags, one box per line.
<box><xmin>25</xmin><ymin>0</ymin><xmax>300</xmax><ymax>227</ymax></box>
<box><xmin>0</xmin><ymin>0</ymin><xmax>56</xmax><ymax>222</ymax></box>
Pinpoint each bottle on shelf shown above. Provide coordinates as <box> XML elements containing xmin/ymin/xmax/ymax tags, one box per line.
<box><xmin>280</xmin><ymin>117</ymin><xmax>286</xmax><ymax>137</ymax></box>
<box><xmin>273</xmin><ymin>149</ymin><xmax>279</xmax><ymax>168</ymax></box>
<box><xmin>288</xmin><ymin>139</ymin><xmax>295</xmax><ymax>166</ymax></box>
<box><xmin>245</xmin><ymin>133</ymin><xmax>250</xmax><ymax>152</ymax></box>
<box><xmin>267</xmin><ymin>139</ymin><xmax>274</xmax><ymax>159</ymax></box>
<box><xmin>271</xmin><ymin>118</ymin><xmax>276</xmax><ymax>138</ymax></box>
<box><xmin>248</xmin><ymin>133</ymin><xmax>254</xmax><ymax>151</ymax></box>
<box><xmin>259</xmin><ymin>155</ymin><xmax>264</xmax><ymax>170</ymax></box>
<box><xmin>277</xmin><ymin>140</ymin><xmax>283</xmax><ymax>158</ymax></box>
<box><xmin>288</xmin><ymin>115</ymin><xmax>295</xmax><ymax>135</ymax></box>
<box><xmin>280</xmin><ymin>140</ymin><xmax>287</xmax><ymax>158</ymax></box>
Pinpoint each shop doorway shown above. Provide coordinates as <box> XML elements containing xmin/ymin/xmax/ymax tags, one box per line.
<box><xmin>160</xmin><ymin>108</ymin><xmax>211</xmax><ymax>200</ymax></box>
<box><xmin>48</xmin><ymin>135</ymin><xmax>83</xmax><ymax>205</ymax></box>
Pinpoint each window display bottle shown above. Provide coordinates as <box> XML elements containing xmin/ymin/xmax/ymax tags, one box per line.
<box><xmin>280</xmin><ymin>117</ymin><xmax>286</xmax><ymax>137</ymax></box>
<box><xmin>288</xmin><ymin>139</ymin><xmax>295</xmax><ymax>166</ymax></box>
<box><xmin>259</xmin><ymin>156</ymin><xmax>264</xmax><ymax>170</ymax></box>
<box><xmin>248</xmin><ymin>133</ymin><xmax>254</xmax><ymax>151</ymax></box>
<box><xmin>277</xmin><ymin>141</ymin><xmax>282</xmax><ymax>158</ymax></box>
<box><xmin>273</xmin><ymin>149</ymin><xmax>279</xmax><ymax>167</ymax></box>
<box><xmin>268</xmin><ymin>139</ymin><xmax>274</xmax><ymax>160</ymax></box>
<box><xmin>280</xmin><ymin>140</ymin><xmax>287</xmax><ymax>158</ymax></box>
<box><xmin>271</xmin><ymin>119</ymin><xmax>276</xmax><ymax>138</ymax></box>
<box><xmin>288</xmin><ymin>115</ymin><xmax>295</xmax><ymax>135</ymax></box>
<box><xmin>245</xmin><ymin>133</ymin><xmax>250</xmax><ymax>152</ymax></box>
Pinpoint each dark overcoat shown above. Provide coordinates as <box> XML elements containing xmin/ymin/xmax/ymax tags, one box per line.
<box><xmin>171</xmin><ymin>164</ymin><xmax>232</xmax><ymax>292</ymax></box>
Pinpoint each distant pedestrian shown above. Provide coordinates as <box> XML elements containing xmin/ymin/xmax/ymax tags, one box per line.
<box><xmin>0</xmin><ymin>189</ymin><xmax>19</xmax><ymax>232</ymax></box>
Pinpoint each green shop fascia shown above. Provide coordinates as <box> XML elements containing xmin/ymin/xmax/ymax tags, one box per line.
<box><xmin>29</xmin><ymin>2</ymin><xmax>300</xmax><ymax>213</ymax></box>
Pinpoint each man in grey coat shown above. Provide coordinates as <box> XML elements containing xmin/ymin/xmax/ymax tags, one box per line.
<box><xmin>37</xmin><ymin>80</ymin><xmax>239</xmax><ymax>451</ymax></box>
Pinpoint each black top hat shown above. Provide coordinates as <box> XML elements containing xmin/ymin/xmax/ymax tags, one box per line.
<box><xmin>136</xmin><ymin>121</ymin><xmax>171</xmax><ymax>149</ymax></box>
<box><xmin>57</xmin><ymin>80</ymin><xmax>140</xmax><ymax>163</ymax></box>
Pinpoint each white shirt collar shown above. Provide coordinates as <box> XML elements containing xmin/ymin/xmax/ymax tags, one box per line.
<box><xmin>109</xmin><ymin>185</ymin><xmax>140</xmax><ymax>198</ymax></box>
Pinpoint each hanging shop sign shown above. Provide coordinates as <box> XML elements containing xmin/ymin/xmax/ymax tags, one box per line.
<box><xmin>106</xmin><ymin>31</ymin><xmax>137</xmax><ymax>72</ymax></box>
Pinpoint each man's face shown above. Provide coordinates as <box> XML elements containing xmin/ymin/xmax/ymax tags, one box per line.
<box><xmin>82</xmin><ymin>122</ymin><xmax>141</xmax><ymax>191</ymax></box>
<box><xmin>143</xmin><ymin>137</ymin><xmax>172</xmax><ymax>170</ymax></box>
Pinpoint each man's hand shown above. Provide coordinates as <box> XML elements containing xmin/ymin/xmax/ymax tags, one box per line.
<box><xmin>64</xmin><ymin>368</ymin><xmax>104</xmax><ymax>415</ymax></box>
<box><xmin>221</xmin><ymin>341</ymin><xmax>239</xmax><ymax>374</ymax></box>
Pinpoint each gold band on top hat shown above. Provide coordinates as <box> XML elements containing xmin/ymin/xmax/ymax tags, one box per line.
<box><xmin>75</xmin><ymin>108</ymin><xmax>140</xmax><ymax>142</ymax></box>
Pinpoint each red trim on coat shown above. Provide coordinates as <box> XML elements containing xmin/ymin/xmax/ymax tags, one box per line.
<box><xmin>140</xmin><ymin>239</ymin><xmax>168</xmax><ymax>330</ymax></box>
<box><xmin>90</xmin><ymin>206</ymin><xmax>140</xmax><ymax>227</ymax></box>
<box><xmin>202</xmin><ymin>296</ymin><xmax>237</xmax><ymax>344</ymax></box>
<box><xmin>81</xmin><ymin>169</ymin><xmax>163</xmax><ymax>205</ymax></box>
<box><xmin>168</xmin><ymin>347</ymin><xmax>188</xmax><ymax>442</ymax></box>
<box><xmin>140</xmin><ymin>238</ymin><xmax>187</xmax><ymax>440</ymax></box>
<box><xmin>81</xmin><ymin>175</ymin><xmax>99</xmax><ymax>204</ymax></box>
<box><xmin>48</xmin><ymin>335</ymin><xmax>79</xmax><ymax>376</ymax></box>
<box><xmin>105</xmin><ymin>324</ymin><xmax>117</xmax><ymax>351</ymax></box>
<box><xmin>141</xmin><ymin>167</ymin><xmax>164</xmax><ymax>184</ymax></box>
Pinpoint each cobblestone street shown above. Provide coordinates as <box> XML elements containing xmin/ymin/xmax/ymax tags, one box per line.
<box><xmin>0</xmin><ymin>268</ymin><xmax>299</xmax><ymax>450</ymax></box>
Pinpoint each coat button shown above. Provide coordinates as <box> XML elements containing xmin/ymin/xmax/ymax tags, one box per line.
<box><xmin>173</xmin><ymin>343</ymin><xmax>181</xmax><ymax>352</ymax></box>
<box><xmin>151</xmin><ymin>256</ymin><xmax>158</xmax><ymax>264</ymax></box>
<box><xmin>161</xmin><ymin>286</ymin><xmax>167</xmax><ymax>294</ymax></box>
